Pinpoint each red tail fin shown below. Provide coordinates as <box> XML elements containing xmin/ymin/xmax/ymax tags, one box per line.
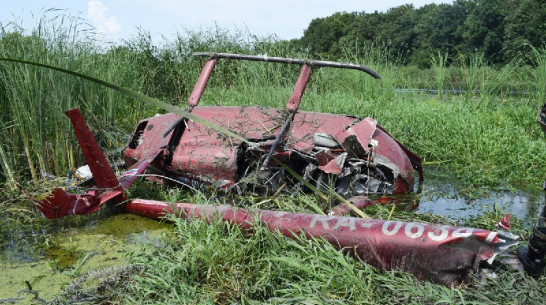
<box><xmin>34</xmin><ymin>109</ymin><xmax>125</xmax><ymax>219</ymax></box>
<box><xmin>65</xmin><ymin>109</ymin><xmax>119</xmax><ymax>189</ymax></box>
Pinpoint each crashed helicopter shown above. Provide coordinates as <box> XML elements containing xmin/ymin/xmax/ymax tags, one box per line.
<box><xmin>36</xmin><ymin>52</ymin><xmax>518</xmax><ymax>286</ymax></box>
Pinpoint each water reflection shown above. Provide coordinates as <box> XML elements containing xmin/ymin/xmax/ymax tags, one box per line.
<box><xmin>416</xmin><ymin>169</ymin><xmax>544</xmax><ymax>227</ymax></box>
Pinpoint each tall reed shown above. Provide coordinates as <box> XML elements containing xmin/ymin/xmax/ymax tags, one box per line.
<box><xmin>457</xmin><ymin>52</ymin><xmax>484</xmax><ymax>100</ymax></box>
<box><xmin>529</xmin><ymin>44</ymin><xmax>546</xmax><ymax>101</ymax></box>
<box><xmin>0</xmin><ymin>10</ymin><xmax>545</xmax><ymax>191</ymax></box>
<box><xmin>430</xmin><ymin>51</ymin><xmax>448</xmax><ymax>99</ymax></box>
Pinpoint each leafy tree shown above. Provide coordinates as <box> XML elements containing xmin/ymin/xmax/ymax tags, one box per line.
<box><xmin>503</xmin><ymin>0</ymin><xmax>546</xmax><ymax>63</ymax></box>
<box><xmin>412</xmin><ymin>2</ymin><xmax>470</xmax><ymax>67</ymax></box>
<box><xmin>462</xmin><ymin>0</ymin><xmax>507</xmax><ymax>64</ymax></box>
<box><xmin>336</xmin><ymin>11</ymin><xmax>381</xmax><ymax>57</ymax></box>
<box><xmin>296</xmin><ymin>0</ymin><xmax>544</xmax><ymax>67</ymax></box>
<box><xmin>301</xmin><ymin>12</ymin><xmax>360</xmax><ymax>57</ymax></box>
<box><xmin>375</xmin><ymin>4</ymin><xmax>417</xmax><ymax>63</ymax></box>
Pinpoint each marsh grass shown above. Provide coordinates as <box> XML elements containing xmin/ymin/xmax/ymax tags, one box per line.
<box><xmin>118</xmin><ymin>207</ymin><xmax>545</xmax><ymax>305</ymax></box>
<box><xmin>1</xmin><ymin>12</ymin><xmax>546</xmax><ymax>304</ymax></box>
<box><xmin>1</xmin><ymin>13</ymin><xmax>544</xmax><ymax>190</ymax></box>
<box><xmin>431</xmin><ymin>51</ymin><xmax>449</xmax><ymax>99</ymax></box>
<box><xmin>457</xmin><ymin>52</ymin><xmax>484</xmax><ymax>100</ymax></box>
<box><xmin>529</xmin><ymin>45</ymin><xmax>546</xmax><ymax>100</ymax></box>
<box><xmin>366</xmin><ymin>94</ymin><xmax>546</xmax><ymax>187</ymax></box>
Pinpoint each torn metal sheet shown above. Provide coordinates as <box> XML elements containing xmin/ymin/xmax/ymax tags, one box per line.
<box><xmin>125</xmin><ymin>198</ymin><xmax>518</xmax><ymax>287</ymax></box>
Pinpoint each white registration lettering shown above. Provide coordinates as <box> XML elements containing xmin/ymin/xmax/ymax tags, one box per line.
<box><xmin>427</xmin><ymin>225</ymin><xmax>450</xmax><ymax>241</ymax></box>
<box><xmin>333</xmin><ymin>218</ymin><xmax>356</xmax><ymax>232</ymax></box>
<box><xmin>404</xmin><ymin>222</ymin><xmax>425</xmax><ymax>238</ymax></box>
<box><xmin>382</xmin><ymin>221</ymin><xmax>403</xmax><ymax>236</ymax></box>
<box><xmin>310</xmin><ymin>215</ymin><xmax>330</xmax><ymax>230</ymax></box>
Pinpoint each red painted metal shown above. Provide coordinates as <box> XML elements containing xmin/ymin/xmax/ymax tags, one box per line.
<box><xmin>286</xmin><ymin>112</ymin><xmax>355</xmax><ymax>153</ymax></box>
<box><xmin>66</xmin><ymin>109</ymin><xmax>120</xmax><ymax>190</ymax></box>
<box><xmin>126</xmin><ymin>112</ymin><xmax>179</xmax><ymax>163</ymax></box>
<box><xmin>123</xmin><ymin>107</ymin><xmax>418</xmax><ymax>193</ymax></box>
<box><xmin>188</xmin><ymin>58</ymin><xmax>217</xmax><ymax>107</ymax></box>
<box><xmin>286</xmin><ymin>64</ymin><xmax>311</xmax><ymax>112</ymax></box>
<box><xmin>124</xmin><ymin>198</ymin><xmax>505</xmax><ymax>286</ymax></box>
<box><xmin>37</xmin><ymin>188</ymin><xmax>100</xmax><ymax>219</ymax></box>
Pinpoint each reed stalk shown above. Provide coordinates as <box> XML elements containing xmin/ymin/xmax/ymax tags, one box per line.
<box><xmin>431</xmin><ymin>51</ymin><xmax>448</xmax><ymax>99</ymax></box>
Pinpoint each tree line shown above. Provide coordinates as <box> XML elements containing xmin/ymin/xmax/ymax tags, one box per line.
<box><xmin>292</xmin><ymin>0</ymin><xmax>546</xmax><ymax>67</ymax></box>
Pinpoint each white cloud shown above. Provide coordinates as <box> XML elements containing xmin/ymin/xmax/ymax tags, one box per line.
<box><xmin>87</xmin><ymin>1</ymin><xmax>121</xmax><ymax>35</ymax></box>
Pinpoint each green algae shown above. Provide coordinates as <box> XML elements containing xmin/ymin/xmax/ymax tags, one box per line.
<box><xmin>88</xmin><ymin>213</ymin><xmax>168</xmax><ymax>237</ymax></box>
<box><xmin>44</xmin><ymin>239</ymin><xmax>83</xmax><ymax>271</ymax></box>
<box><xmin>0</xmin><ymin>212</ymin><xmax>170</xmax><ymax>302</ymax></box>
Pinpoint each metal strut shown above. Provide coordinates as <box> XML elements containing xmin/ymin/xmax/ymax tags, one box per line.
<box><xmin>161</xmin><ymin>58</ymin><xmax>217</xmax><ymax>138</ymax></box>
<box><xmin>261</xmin><ymin>64</ymin><xmax>312</xmax><ymax>170</ymax></box>
<box><xmin>193</xmin><ymin>52</ymin><xmax>381</xmax><ymax>79</ymax></box>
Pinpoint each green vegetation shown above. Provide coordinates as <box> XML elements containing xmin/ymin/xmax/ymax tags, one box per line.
<box><xmin>298</xmin><ymin>0</ymin><xmax>546</xmax><ymax>67</ymax></box>
<box><xmin>0</xmin><ymin>12</ymin><xmax>545</xmax><ymax>191</ymax></box>
<box><xmin>120</xmin><ymin>211</ymin><xmax>545</xmax><ymax>304</ymax></box>
<box><xmin>1</xmin><ymin>7</ymin><xmax>546</xmax><ymax>305</ymax></box>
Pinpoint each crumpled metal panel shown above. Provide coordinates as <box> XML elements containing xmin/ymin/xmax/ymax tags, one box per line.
<box><xmin>124</xmin><ymin>112</ymin><xmax>179</xmax><ymax>162</ymax></box>
<box><xmin>335</xmin><ymin>117</ymin><xmax>377</xmax><ymax>155</ymax></box>
<box><xmin>170</xmin><ymin>120</ymin><xmax>239</xmax><ymax>188</ymax></box>
<box><xmin>124</xmin><ymin>106</ymin><xmax>418</xmax><ymax>194</ymax></box>
<box><xmin>125</xmin><ymin>199</ymin><xmax>509</xmax><ymax>286</ymax></box>
<box><xmin>319</xmin><ymin>153</ymin><xmax>347</xmax><ymax>174</ymax></box>
<box><xmin>287</xmin><ymin>112</ymin><xmax>356</xmax><ymax>153</ymax></box>
<box><xmin>335</xmin><ymin>118</ymin><xmax>415</xmax><ymax>194</ymax></box>
<box><xmin>370</xmin><ymin>126</ymin><xmax>415</xmax><ymax>193</ymax></box>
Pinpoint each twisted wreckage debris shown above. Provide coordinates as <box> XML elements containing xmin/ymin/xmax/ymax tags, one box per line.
<box><xmin>36</xmin><ymin>52</ymin><xmax>518</xmax><ymax>286</ymax></box>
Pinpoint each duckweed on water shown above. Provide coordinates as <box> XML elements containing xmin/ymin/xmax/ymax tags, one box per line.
<box><xmin>0</xmin><ymin>212</ymin><xmax>170</xmax><ymax>302</ymax></box>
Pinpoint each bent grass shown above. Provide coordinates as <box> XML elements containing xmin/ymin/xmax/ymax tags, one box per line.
<box><xmin>0</xmin><ymin>12</ymin><xmax>546</xmax><ymax>304</ymax></box>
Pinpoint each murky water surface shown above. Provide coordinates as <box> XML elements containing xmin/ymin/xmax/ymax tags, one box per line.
<box><xmin>0</xmin><ymin>211</ymin><xmax>170</xmax><ymax>301</ymax></box>
<box><xmin>416</xmin><ymin>169</ymin><xmax>544</xmax><ymax>227</ymax></box>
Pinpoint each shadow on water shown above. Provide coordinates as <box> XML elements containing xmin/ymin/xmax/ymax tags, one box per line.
<box><xmin>416</xmin><ymin>168</ymin><xmax>544</xmax><ymax>227</ymax></box>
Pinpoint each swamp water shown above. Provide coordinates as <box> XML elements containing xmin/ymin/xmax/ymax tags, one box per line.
<box><xmin>0</xmin><ymin>170</ymin><xmax>544</xmax><ymax>302</ymax></box>
<box><xmin>416</xmin><ymin>169</ymin><xmax>544</xmax><ymax>227</ymax></box>
<box><xmin>0</xmin><ymin>211</ymin><xmax>171</xmax><ymax>302</ymax></box>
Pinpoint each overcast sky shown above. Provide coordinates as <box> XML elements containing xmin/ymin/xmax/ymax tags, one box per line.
<box><xmin>1</xmin><ymin>1</ymin><xmax>453</xmax><ymax>42</ymax></box>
